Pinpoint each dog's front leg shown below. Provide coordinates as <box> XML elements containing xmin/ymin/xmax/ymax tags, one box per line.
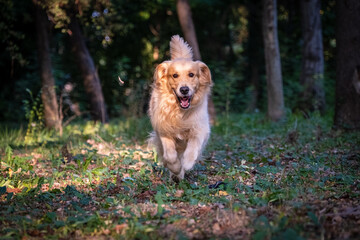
<box><xmin>160</xmin><ymin>136</ymin><xmax>182</xmax><ymax>176</ymax></box>
<box><xmin>182</xmin><ymin>132</ymin><xmax>209</xmax><ymax>171</ymax></box>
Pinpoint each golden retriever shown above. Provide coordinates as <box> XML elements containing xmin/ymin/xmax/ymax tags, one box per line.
<box><xmin>148</xmin><ymin>35</ymin><xmax>212</xmax><ymax>180</ymax></box>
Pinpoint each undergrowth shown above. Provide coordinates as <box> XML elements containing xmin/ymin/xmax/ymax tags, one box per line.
<box><xmin>0</xmin><ymin>113</ymin><xmax>359</xmax><ymax>239</ymax></box>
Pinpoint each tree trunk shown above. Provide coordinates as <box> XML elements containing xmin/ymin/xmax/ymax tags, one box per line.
<box><xmin>68</xmin><ymin>16</ymin><xmax>108</xmax><ymax>123</ymax></box>
<box><xmin>246</xmin><ymin>0</ymin><xmax>262</xmax><ymax>112</ymax></box>
<box><xmin>247</xmin><ymin>64</ymin><xmax>260</xmax><ymax>112</ymax></box>
<box><xmin>300</xmin><ymin>0</ymin><xmax>325</xmax><ymax>113</ymax></box>
<box><xmin>35</xmin><ymin>3</ymin><xmax>61</xmax><ymax>130</ymax></box>
<box><xmin>176</xmin><ymin>0</ymin><xmax>216</xmax><ymax>124</ymax></box>
<box><xmin>176</xmin><ymin>0</ymin><xmax>201</xmax><ymax>60</ymax></box>
<box><xmin>262</xmin><ymin>0</ymin><xmax>284</xmax><ymax>121</ymax></box>
<box><xmin>334</xmin><ymin>0</ymin><xmax>360</xmax><ymax>129</ymax></box>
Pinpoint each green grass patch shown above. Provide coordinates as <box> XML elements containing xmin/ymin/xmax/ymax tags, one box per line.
<box><xmin>0</xmin><ymin>113</ymin><xmax>359</xmax><ymax>239</ymax></box>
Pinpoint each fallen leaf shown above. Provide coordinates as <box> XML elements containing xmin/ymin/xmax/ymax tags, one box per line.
<box><xmin>102</xmin><ymin>228</ymin><xmax>111</xmax><ymax>235</ymax></box>
<box><xmin>174</xmin><ymin>190</ymin><xmax>184</xmax><ymax>198</ymax></box>
<box><xmin>332</xmin><ymin>215</ymin><xmax>342</xmax><ymax>223</ymax></box>
<box><xmin>6</xmin><ymin>187</ymin><xmax>22</xmax><ymax>193</ymax></box>
<box><xmin>217</xmin><ymin>190</ymin><xmax>228</xmax><ymax>196</ymax></box>
<box><xmin>115</xmin><ymin>223</ymin><xmax>128</xmax><ymax>234</ymax></box>
<box><xmin>136</xmin><ymin>190</ymin><xmax>156</xmax><ymax>200</ymax></box>
<box><xmin>212</xmin><ymin>222</ymin><xmax>221</xmax><ymax>234</ymax></box>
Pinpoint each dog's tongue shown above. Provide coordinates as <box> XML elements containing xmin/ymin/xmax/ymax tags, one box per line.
<box><xmin>180</xmin><ymin>97</ymin><xmax>190</xmax><ymax>108</ymax></box>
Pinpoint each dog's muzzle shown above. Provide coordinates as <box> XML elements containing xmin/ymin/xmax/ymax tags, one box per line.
<box><xmin>173</xmin><ymin>88</ymin><xmax>192</xmax><ymax>109</ymax></box>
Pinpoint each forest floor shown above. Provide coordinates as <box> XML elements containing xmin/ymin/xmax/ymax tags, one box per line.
<box><xmin>0</xmin><ymin>113</ymin><xmax>359</xmax><ymax>239</ymax></box>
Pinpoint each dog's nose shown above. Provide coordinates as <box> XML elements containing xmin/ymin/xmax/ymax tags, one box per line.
<box><xmin>180</xmin><ymin>86</ymin><xmax>189</xmax><ymax>95</ymax></box>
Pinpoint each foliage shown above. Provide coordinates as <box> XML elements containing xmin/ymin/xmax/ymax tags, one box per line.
<box><xmin>0</xmin><ymin>0</ymin><xmax>337</xmax><ymax>122</ymax></box>
<box><xmin>23</xmin><ymin>89</ymin><xmax>45</xmax><ymax>145</ymax></box>
<box><xmin>0</xmin><ymin>0</ymin><xmax>28</xmax><ymax>66</ymax></box>
<box><xmin>1</xmin><ymin>113</ymin><xmax>359</xmax><ymax>239</ymax></box>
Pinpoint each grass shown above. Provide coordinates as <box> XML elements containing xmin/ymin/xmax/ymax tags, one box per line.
<box><xmin>0</xmin><ymin>113</ymin><xmax>359</xmax><ymax>239</ymax></box>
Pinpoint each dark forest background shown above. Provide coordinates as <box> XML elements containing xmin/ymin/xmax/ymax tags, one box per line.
<box><xmin>0</xmin><ymin>0</ymin><xmax>358</xmax><ymax>130</ymax></box>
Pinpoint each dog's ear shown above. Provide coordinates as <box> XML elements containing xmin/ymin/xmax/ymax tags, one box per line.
<box><xmin>154</xmin><ymin>61</ymin><xmax>170</xmax><ymax>86</ymax></box>
<box><xmin>197</xmin><ymin>61</ymin><xmax>212</xmax><ymax>86</ymax></box>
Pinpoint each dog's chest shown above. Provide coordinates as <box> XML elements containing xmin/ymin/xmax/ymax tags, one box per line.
<box><xmin>175</xmin><ymin>129</ymin><xmax>191</xmax><ymax>141</ymax></box>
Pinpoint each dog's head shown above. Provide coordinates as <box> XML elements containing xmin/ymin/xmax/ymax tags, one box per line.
<box><xmin>154</xmin><ymin>59</ymin><xmax>212</xmax><ymax>110</ymax></box>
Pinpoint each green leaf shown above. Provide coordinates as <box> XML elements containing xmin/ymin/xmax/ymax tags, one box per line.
<box><xmin>155</xmin><ymin>192</ymin><xmax>164</xmax><ymax>215</ymax></box>
<box><xmin>6</xmin><ymin>192</ymin><xmax>13</xmax><ymax>202</ymax></box>
<box><xmin>54</xmin><ymin>220</ymin><xmax>65</xmax><ymax>228</ymax></box>
<box><xmin>276</xmin><ymin>228</ymin><xmax>304</xmax><ymax>240</ymax></box>
<box><xmin>5</xmin><ymin>145</ymin><xmax>13</xmax><ymax>162</ymax></box>
<box><xmin>36</xmin><ymin>177</ymin><xmax>45</xmax><ymax>191</ymax></box>
<box><xmin>44</xmin><ymin>212</ymin><xmax>57</xmax><ymax>223</ymax></box>
<box><xmin>189</xmin><ymin>198</ymin><xmax>199</xmax><ymax>205</ymax></box>
<box><xmin>83</xmin><ymin>155</ymin><xmax>92</xmax><ymax>171</ymax></box>
<box><xmin>0</xmin><ymin>186</ymin><xmax>6</xmax><ymax>196</ymax></box>
<box><xmin>307</xmin><ymin>211</ymin><xmax>319</xmax><ymax>225</ymax></box>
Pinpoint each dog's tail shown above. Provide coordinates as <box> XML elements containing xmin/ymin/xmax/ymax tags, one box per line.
<box><xmin>170</xmin><ymin>35</ymin><xmax>193</xmax><ymax>60</ymax></box>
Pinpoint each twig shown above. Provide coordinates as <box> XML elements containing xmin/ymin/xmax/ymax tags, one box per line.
<box><xmin>95</xmin><ymin>134</ymin><xmax>113</xmax><ymax>149</ymax></box>
<box><xmin>63</xmin><ymin>111</ymin><xmax>90</xmax><ymax>127</ymax></box>
<box><xmin>325</xmin><ymin>206</ymin><xmax>360</xmax><ymax>217</ymax></box>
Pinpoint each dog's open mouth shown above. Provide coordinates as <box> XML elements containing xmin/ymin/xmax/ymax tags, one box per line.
<box><xmin>173</xmin><ymin>89</ymin><xmax>192</xmax><ymax>109</ymax></box>
<box><xmin>178</xmin><ymin>96</ymin><xmax>191</xmax><ymax>109</ymax></box>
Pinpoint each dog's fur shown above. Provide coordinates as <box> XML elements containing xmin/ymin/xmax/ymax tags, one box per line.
<box><xmin>148</xmin><ymin>35</ymin><xmax>212</xmax><ymax>180</ymax></box>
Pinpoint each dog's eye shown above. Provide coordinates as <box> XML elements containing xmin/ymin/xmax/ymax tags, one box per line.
<box><xmin>173</xmin><ymin>74</ymin><xmax>179</xmax><ymax>78</ymax></box>
<box><xmin>188</xmin><ymin>73</ymin><xmax>194</xmax><ymax>77</ymax></box>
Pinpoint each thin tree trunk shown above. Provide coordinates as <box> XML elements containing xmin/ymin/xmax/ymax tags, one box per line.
<box><xmin>334</xmin><ymin>0</ymin><xmax>360</xmax><ymax>129</ymax></box>
<box><xmin>35</xmin><ymin>3</ymin><xmax>61</xmax><ymax>130</ymax></box>
<box><xmin>246</xmin><ymin>0</ymin><xmax>262</xmax><ymax>112</ymax></box>
<box><xmin>176</xmin><ymin>0</ymin><xmax>216</xmax><ymax>124</ymax></box>
<box><xmin>247</xmin><ymin>64</ymin><xmax>260</xmax><ymax>112</ymax></box>
<box><xmin>176</xmin><ymin>0</ymin><xmax>201</xmax><ymax>60</ymax></box>
<box><xmin>300</xmin><ymin>0</ymin><xmax>325</xmax><ymax>113</ymax></box>
<box><xmin>68</xmin><ymin>16</ymin><xmax>108</xmax><ymax>123</ymax></box>
<box><xmin>262</xmin><ymin>0</ymin><xmax>284</xmax><ymax>121</ymax></box>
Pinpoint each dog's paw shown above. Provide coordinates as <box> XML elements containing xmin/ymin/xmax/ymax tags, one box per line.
<box><xmin>170</xmin><ymin>173</ymin><xmax>181</xmax><ymax>183</ymax></box>
<box><xmin>170</xmin><ymin>168</ymin><xmax>184</xmax><ymax>183</ymax></box>
<box><xmin>182</xmin><ymin>160</ymin><xmax>195</xmax><ymax>171</ymax></box>
<box><xmin>166</xmin><ymin>161</ymin><xmax>182</xmax><ymax>175</ymax></box>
